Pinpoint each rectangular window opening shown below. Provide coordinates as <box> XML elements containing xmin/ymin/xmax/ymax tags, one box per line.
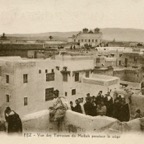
<box><xmin>23</xmin><ymin>74</ymin><xmax>28</xmax><ymax>83</ymax></box>
<box><xmin>45</xmin><ymin>88</ymin><xmax>54</xmax><ymax>101</ymax></box>
<box><xmin>6</xmin><ymin>95</ymin><xmax>9</xmax><ymax>102</ymax></box>
<box><xmin>75</xmin><ymin>73</ymin><xmax>79</xmax><ymax>82</ymax></box>
<box><xmin>6</xmin><ymin>75</ymin><xmax>9</xmax><ymax>83</ymax></box>
<box><xmin>72</xmin><ymin>89</ymin><xmax>76</xmax><ymax>95</ymax></box>
<box><xmin>24</xmin><ymin>97</ymin><xmax>28</xmax><ymax>106</ymax></box>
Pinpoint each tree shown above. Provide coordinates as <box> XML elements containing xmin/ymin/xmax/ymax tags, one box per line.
<box><xmin>49</xmin><ymin>36</ymin><xmax>53</xmax><ymax>40</ymax></box>
<box><xmin>94</xmin><ymin>28</ymin><xmax>100</xmax><ymax>33</ymax></box>
<box><xmin>137</xmin><ymin>43</ymin><xmax>143</xmax><ymax>47</ymax></box>
<box><xmin>1</xmin><ymin>33</ymin><xmax>7</xmax><ymax>40</ymax></box>
<box><xmin>83</xmin><ymin>28</ymin><xmax>89</xmax><ymax>33</ymax></box>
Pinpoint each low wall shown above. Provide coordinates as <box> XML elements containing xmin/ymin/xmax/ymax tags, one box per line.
<box><xmin>22</xmin><ymin>110</ymin><xmax>50</xmax><ymax>132</ymax></box>
<box><xmin>2</xmin><ymin>95</ymin><xmax>144</xmax><ymax>133</ymax></box>
<box><xmin>22</xmin><ymin>110</ymin><xmax>143</xmax><ymax>133</ymax></box>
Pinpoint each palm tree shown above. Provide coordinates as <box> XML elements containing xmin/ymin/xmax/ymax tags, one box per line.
<box><xmin>49</xmin><ymin>36</ymin><xmax>53</xmax><ymax>41</ymax></box>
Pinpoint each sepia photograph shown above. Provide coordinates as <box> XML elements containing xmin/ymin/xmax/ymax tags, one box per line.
<box><xmin>0</xmin><ymin>0</ymin><xmax>144</xmax><ymax>143</ymax></box>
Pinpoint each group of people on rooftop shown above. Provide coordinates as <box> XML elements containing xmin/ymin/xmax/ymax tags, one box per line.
<box><xmin>70</xmin><ymin>90</ymin><xmax>142</xmax><ymax>122</ymax></box>
<box><xmin>1</xmin><ymin>89</ymin><xmax>143</xmax><ymax>134</ymax></box>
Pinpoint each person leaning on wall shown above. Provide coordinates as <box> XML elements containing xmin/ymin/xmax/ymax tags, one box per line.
<box><xmin>4</xmin><ymin>107</ymin><xmax>22</xmax><ymax>135</ymax></box>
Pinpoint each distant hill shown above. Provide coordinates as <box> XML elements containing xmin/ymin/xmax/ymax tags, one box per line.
<box><xmin>102</xmin><ymin>28</ymin><xmax>144</xmax><ymax>42</ymax></box>
<box><xmin>5</xmin><ymin>28</ymin><xmax>144</xmax><ymax>42</ymax></box>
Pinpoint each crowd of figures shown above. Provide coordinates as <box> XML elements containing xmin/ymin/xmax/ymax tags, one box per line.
<box><xmin>70</xmin><ymin>91</ymin><xmax>142</xmax><ymax>122</ymax></box>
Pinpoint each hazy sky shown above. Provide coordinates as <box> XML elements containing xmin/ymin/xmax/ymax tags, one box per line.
<box><xmin>0</xmin><ymin>0</ymin><xmax>144</xmax><ymax>34</ymax></box>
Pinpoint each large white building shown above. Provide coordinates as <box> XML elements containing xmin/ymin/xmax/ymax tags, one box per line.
<box><xmin>68</xmin><ymin>28</ymin><xmax>102</xmax><ymax>47</ymax></box>
<box><xmin>0</xmin><ymin>55</ymin><xmax>119</xmax><ymax>117</ymax></box>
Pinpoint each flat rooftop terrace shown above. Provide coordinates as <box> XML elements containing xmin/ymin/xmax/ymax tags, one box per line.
<box><xmin>83</xmin><ymin>74</ymin><xmax>119</xmax><ymax>86</ymax></box>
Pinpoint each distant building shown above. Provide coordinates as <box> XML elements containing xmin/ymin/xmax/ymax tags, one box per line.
<box><xmin>68</xmin><ymin>28</ymin><xmax>102</xmax><ymax>47</ymax></box>
<box><xmin>119</xmin><ymin>51</ymin><xmax>144</xmax><ymax>67</ymax></box>
<box><xmin>0</xmin><ymin>44</ymin><xmax>45</xmax><ymax>58</ymax></box>
<box><xmin>0</xmin><ymin>43</ymin><xmax>59</xmax><ymax>58</ymax></box>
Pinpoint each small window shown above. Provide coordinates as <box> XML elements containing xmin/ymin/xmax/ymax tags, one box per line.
<box><xmin>75</xmin><ymin>73</ymin><xmax>79</xmax><ymax>82</ymax></box>
<box><xmin>45</xmin><ymin>69</ymin><xmax>48</xmax><ymax>73</ymax></box>
<box><xmin>24</xmin><ymin>97</ymin><xmax>28</xmax><ymax>106</ymax></box>
<box><xmin>65</xmin><ymin>92</ymin><xmax>67</xmax><ymax>96</ymax></box>
<box><xmin>72</xmin><ymin>89</ymin><xmax>76</xmax><ymax>95</ymax></box>
<box><xmin>45</xmin><ymin>88</ymin><xmax>54</xmax><ymax>101</ymax></box>
<box><xmin>95</xmin><ymin>39</ymin><xmax>97</xmax><ymax>42</ymax></box>
<box><xmin>39</xmin><ymin>70</ymin><xmax>41</xmax><ymax>74</ymax></box>
<box><xmin>51</xmin><ymin>69</ymin><xmax>54</xmax><ymax>73</ymax></box>
<box><xmin>63</xmin><ymin>73</ymin><xmax>68</xmax><ymax>82</ymax></box>
<box><xmin>6</xmin><ymin>95</ymin><xmax>9</xmax><ymax>102</ymax></box>
<box><xmin>6</xmin><ymin>75</ymin><xmax>9</xmax><ymax>83</ymax></box>
<box><xmin>81</xmin><ymin>39</ymin><xmax>83</xmax><ymax>42</ymax></box>
<box><xmin>89</xmin><ymin>39</ymin><xmax>90</xmax><ymax>42</ymax></box>
<box><xmin>119</xmin><ymin>61</ymin><xmax>121</xmax><ymax>66</ymax></box>
<box><xmin>46</xmin><ymin>73</ymin><xmax>55</xmax><ymax>81</ymax></box>
<box><xmin>23</xmin><ymin>74</ymin><xmax>28</xmax><ymax>83</ymax></box>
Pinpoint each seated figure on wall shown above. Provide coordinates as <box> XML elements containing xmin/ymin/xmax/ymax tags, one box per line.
<box><xmin>49</xmin><ymin>91</ymin><xmax>69</xmax><ymax>132</ymax></box>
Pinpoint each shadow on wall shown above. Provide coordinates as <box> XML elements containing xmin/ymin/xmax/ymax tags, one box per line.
<box><xmin>22</xmin><ymin>110</ymin><xmax>144</xmax><ymax>133</ymax></box>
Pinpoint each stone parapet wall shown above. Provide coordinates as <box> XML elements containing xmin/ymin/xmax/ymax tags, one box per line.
<box><xmin>22</xmin><ymin>110</ymin><xmax>144</xmax><ymax>133</ymax></box>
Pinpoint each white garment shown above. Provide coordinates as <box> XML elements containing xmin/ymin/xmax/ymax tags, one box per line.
<box><xmin>80</xmin><ymin>103</ymin><xmax>85</xmax><ymax>114</ymax></box>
